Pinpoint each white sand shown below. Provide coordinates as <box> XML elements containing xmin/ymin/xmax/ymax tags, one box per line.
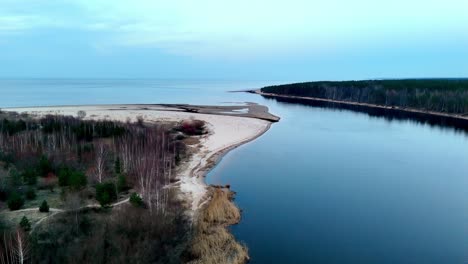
<box><xmin>6</xmin><ymin>105</ymin><xmax>271</xmax><ymax>213</ymax></box>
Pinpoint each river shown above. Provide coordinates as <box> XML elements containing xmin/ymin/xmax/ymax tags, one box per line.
<box><xmin>2</xmin><ymin>79</ymin><xmax>468</xmax><ymax>263</ymax></box>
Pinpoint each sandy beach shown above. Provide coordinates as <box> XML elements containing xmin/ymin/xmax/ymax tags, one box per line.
<box><xmin>5</xmin><ymin>104</ymin><xmax>277</xmax><ymax>214</ymax></box>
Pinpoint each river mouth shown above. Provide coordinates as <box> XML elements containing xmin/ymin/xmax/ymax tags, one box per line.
<box><xmin>207</xmin><ymin>96</ymin><xmax>468</xmax><ymax>264</ymax></box>
<box><xmin>3</xmin><ymin>79</ymin><xmax>468</xmax><ymax>264</ymax></box>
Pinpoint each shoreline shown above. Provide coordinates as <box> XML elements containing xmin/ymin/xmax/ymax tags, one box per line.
<box><xmin>254</xmin><ymin>90</ymin><xmax>468</xmax><ymax>122</ymax></box>
<box><xmin>4</xmin><ymin>103</ymin><xmax>277</xmax><ymax>263</ymax></box>
<box><xmin>3</xmin><ymin>104</ymin><xmax>277</xmax><ymax>213</ymax></box>
<box><xmin>184</xmin><ymin>121</ymin><xmax>272</xmax><ymax>210</ymax></box>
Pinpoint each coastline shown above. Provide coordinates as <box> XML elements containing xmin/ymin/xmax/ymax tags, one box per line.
<box><xmin>254</xmin><ymin>90</ymin><xmax>468</xmax><ymax>122</ymax></box>
<box><xmin>4</xmin><ymin>103</ymin><xmax>277</xmax><ymax>263</ymax></box>
<box><xmin>4</xmin><ymin>104</ymin><xmax>277</xmax><ymax>212</ymax></box>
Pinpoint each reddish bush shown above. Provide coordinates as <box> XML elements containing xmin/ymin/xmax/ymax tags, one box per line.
<box><xmin>179</xmin><ymin>120</ymin><xmax>205</xmax><ymax>135</ymax></box>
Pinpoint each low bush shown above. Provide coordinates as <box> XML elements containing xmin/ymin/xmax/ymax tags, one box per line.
<box><xmin>179</xmin><ymin>120</ymin><xmax>205</xmax><ymax>135</ymax></box>
<box><xmin>58</xmin><ymin>166</ymin><xmax>87</xmax><ymax>189</ymax></box>
<box><xmin>22</xmin><ymin>167</ymin><xmax>38</xmax><ymax>185</ymax></box>
<box><xmin>95</xmin><ymin>182</ymin><xmax>117</xmax><ymax>206</ymax></box>
<box><xmin>130</xmin><ymin>193</ymin><xmax>144</xmax><ymax>207</ymax></box>
<box><xmin>26</xmin><ymin>187</ymin><xmax>36</xmax><ymax>200</ymax></box>
<box><xmin>9</xmin><ymin>169</ymin><xmax>22</xmax><ymax>188</ymax></box>
<box><xmin>19</xmin><ymin>216</ymin><xmax>31</xmax><ymax>231</ymax></box>
<box><xmin>7</xmin><ymin>192</ymin><xmax>24</xmax><ymax>210</ymax></box>
<box><xmin>37</xmin><ymin>155</ymin><xmax>52</xmax><ymax>177</ymax></box>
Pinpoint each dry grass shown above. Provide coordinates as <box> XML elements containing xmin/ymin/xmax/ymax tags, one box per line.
<box><xmin>183</xmin><ymin>137</ymin><xmax>201</xmax><ymax>146</ymax></box>
<box><xmin>201</xmin><ymin>187</ymin><xmax>240</xmax><ymax>225</ymax></box>
<box><xmin>186</xmin><ymin>187</ymin><xmax>249</xmax><ymax>264</ymax></box>
<box><xmin>1</xmin><ymin>209</ymin><xmax>52</xmax><ymax>228</ymax></box>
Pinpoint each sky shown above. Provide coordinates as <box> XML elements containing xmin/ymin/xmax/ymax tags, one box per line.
<box><xmin>0</xmin><ymin>0</ymin><xmax>467</xmax><ymax>80</ymax></box>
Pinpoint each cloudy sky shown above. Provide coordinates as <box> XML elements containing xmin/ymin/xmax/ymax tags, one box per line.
<box><xmin>1</xmin><ymin>0</ymin><xmax>467</xmax><ymax>80</ymax></box>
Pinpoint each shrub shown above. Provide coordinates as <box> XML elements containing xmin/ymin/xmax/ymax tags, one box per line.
<box><xmin>0</xmin><ymin>187</ymin><xmax>9</xmax><ymax>202</ymax></box>
<box><xmin>37</xmin><ymin>155</ymin><xmax>52</xmax><ymax>177</ymax></box>
<box><xmin>37</xmin><ymin>175</ymin><xmax>58</xmax><ymax>192</ymax></box>
<box><xmin>9</xmin><ymin>169</ymin><xmax>22</xmax><ymax>187</ymax></box>
<box><xmin>19</xmin><ymin>216</ymin><xmax>31</xmax><ymax>231</ymax></box>
<box><xmin>77</xmin><ymin>110</ymin><xmax>87</xmax><ymax>119</ymax></box>
<box><xmin>179</xmin><ymin>119</ymin><xmax>205</xmax><ymax>135</ymax></box>
<box><xmin>129</xmin><ymin>192</ymin><xmax>144</xmax><ymax>207</ymax></box>
<box><xmin>26</xmin><ymin>187</ymin><xmax>36</xmax><ymax>200</ymax></box>
<box><xmin>39</xmin><ymin>200</ymin><xmax>49</xmax><ymax>212</ymax></box>
<box><xmin>7</xmin><ymin>192</ymin><xmax>24</xmax><ymax>210</ymax></box>
<box><xmin>95</xmin><ymin>182</ymin><xmax>117</xmax><ymax>206</ymax></box>
<box><xmin>68</xmin><ymin>171</ymin><xmax>87</xmax><ymax>190</ymax></box>
<box><xmin>136</xmin><ymin>116</ymin><xmax>144</xmax><ymax>127</ymax></box>
<box><xmin>58</xmin><ymin>166</ymin><xmax>72</xmax><ymax>186</ymax></box>
<box><xmin>22</xmin><ymin>168</ymin><xmax>38</xmax><ymax>185</ymax></box>
<box><xmin>58</xmin><ymin>166</ymin><xmax>87</xmax><ymax>189</ymax></box>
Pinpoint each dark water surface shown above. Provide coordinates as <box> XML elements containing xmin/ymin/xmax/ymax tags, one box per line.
<box><xmin>2</xmin><ymin>79</ymin><xmax>468</xmax><ymax>263</ymax></box>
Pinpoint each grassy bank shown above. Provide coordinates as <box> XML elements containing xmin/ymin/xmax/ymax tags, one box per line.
<box><xmin>185</xmin><ymin>186</ymin><xmax>248</xmax><ymax>264</ymax></box>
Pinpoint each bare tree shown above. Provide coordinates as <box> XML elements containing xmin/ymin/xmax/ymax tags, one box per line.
<box><xmin>0</xmin><ymin>230</ymin><xmax>29</xmax><ymax>264</ymax></box>
<box><xmin>13</xmin><ymin>230</ymin><xmax>28</xmax><ymax>264</ymax></box>
<box><xmin>77</xmin><ymin>110</ymin><xmax>87</xmax><ymax>119</ymax></box>
<box><xmin>116</xmin><ymin>126</ymin><xmax>175</xmax><ymax>215</ymax></box>
<box><xmin>94</xmin><ymin>143</ymin><xmax>108</xmax><ymax>183</ymax></box>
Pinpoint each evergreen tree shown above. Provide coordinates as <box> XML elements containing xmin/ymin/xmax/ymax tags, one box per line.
<box><xmin>117</xmin><ymin>174</ymin><xmax>127</xmax><ymax>193</ymax></box>
<box><xmin>96</xmin><ymin>182</ymin><xmax>117</xmax><ymax>206</ymax></box>
<box><xmin>19</xmin><ymin>216</ymin><xmax>31</xmax><ymax>231</ymax></box>
<box><xmin>114</xmin><ymin>157</ymin><xmax>121</xmax><ymax>175</ymax></box>
<box><xmin>130</xmin><ymin>193</ymin><xmax>144</xmax><ymax>207</ymax></box>
<box><xmin>39</xmin><ymin>200</ymin><xmax>49</xmax><ymax>212</ymax></box>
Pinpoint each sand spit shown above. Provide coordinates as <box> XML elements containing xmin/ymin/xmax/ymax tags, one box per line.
<box><xmin>5</xmin><ymin>103</ymin><xmax>278</xmax><ymax>214</ymax></box>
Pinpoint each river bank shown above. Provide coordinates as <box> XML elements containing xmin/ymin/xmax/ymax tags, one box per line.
<box><xmin>253</xmin><ymin>90</ymin><xmax>468</xmax><ymax>130</ymax></box>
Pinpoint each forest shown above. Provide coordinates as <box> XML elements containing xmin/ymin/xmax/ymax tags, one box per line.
<box><xmin>0</xmin><ymin>110</ymin><xmax>203</xmax><ymax>263</ymax></box>
<box><xmin>261</xmin><ymin>79</ymin><xmax>468</xmax><ymax>115</ymax></box>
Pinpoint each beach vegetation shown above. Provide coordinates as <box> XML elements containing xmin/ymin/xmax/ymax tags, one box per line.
<box><xmin>177</xmin><ymin>119</ymin><xmax>206</xmax><ymax>135</ymax></box>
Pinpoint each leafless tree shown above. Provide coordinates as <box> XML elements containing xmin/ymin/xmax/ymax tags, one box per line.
<box><xmin>94</xmin><ymin>143</ymin><xmax>108</xmax><ymax>183</ymax></box>
<box><xmin>0</xmin><ymin>230</ymin><xmax>29</xmax><ymax>264</ymax></box>
<box><xmin>77</xmin><ymin>110</ymin><xmax>87</xmax><ymax>119</ymax></box>
<box><xmin>116</xmin><ymin>126</ymin><xmax>175</xmax><ymax>215</ymax></box>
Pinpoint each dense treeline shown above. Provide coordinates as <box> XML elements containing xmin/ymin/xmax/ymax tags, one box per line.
<box><xmin>0</xmin><ymin>111</ymin><xmax>195</xmax><ymax>263</ymax></box>
<box><xmin>261</xmin><ymin>79</ymin><xmax>468</xmax><ymax>115</ymax></box>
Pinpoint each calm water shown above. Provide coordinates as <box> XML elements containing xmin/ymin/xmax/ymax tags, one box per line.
<box><xmin>2</xmin><ymin>79</ymin><xmax>468</xmax><ymax>263</ymax></box>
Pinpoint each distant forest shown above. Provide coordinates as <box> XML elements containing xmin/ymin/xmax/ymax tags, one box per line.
<box><xmin>261</xmin><ymin>79</ymin><xmax>468</xmax><ymax>115</ymax></box>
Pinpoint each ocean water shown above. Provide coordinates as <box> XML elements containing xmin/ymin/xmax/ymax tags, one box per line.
<box><xmin>0</xmin><ymin>79</ymin><xmax>278</xmax><ymax>107</ymax></box>
<box><xmin>2</xmin><ymin>79</ymin><xmax>468</xmax><ymax>263</ymax></box>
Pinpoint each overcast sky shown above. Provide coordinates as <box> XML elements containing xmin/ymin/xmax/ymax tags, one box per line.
<box><xmin>1</xmin><ymin>0</ymin><xmax>467</xmax><ymax>80</ymax></box>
